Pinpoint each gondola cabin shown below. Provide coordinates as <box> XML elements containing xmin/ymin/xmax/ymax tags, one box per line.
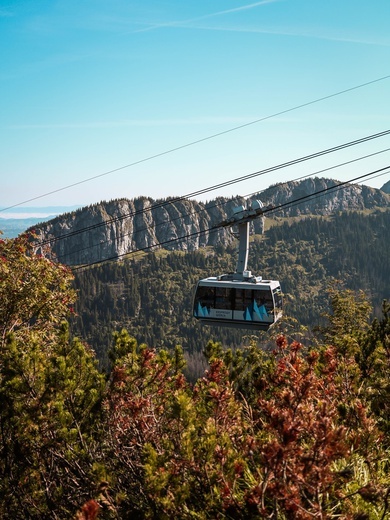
<box><xmin>193</xmin><ymin>276</ymin><xmax>283</xmax><ymax>330</ymax></box>
<box><xmin>193</xmin><ymin>200</ymin><xmax>283</xmax><ymax>330</ymax></box>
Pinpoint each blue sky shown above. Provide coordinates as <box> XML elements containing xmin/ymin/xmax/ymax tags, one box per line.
<box><xmin>1</xmin><ymin>0</ymin><xmax>390</xmax><ymax>214</ymax></box>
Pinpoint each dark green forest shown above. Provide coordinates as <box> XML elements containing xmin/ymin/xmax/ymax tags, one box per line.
<box><xmin>71</xmin><ymin>209</ymin><xmax>390</xmax><ymax>370</ymax></box>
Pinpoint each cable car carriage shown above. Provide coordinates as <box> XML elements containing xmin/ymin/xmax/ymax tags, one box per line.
<box><xmin>193</xmin><ymin>200</ymin><xmax>283</xmax><ymax>330</ymax></box>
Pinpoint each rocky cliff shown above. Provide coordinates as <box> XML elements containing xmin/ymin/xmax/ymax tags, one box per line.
<box><xmin>32</xmin><ymin>177</ymin><xmax>389</xmax><ymax>266</ymax></box>
<box><xmin>33</xmin><ymin>196</ymin><xmax>252</xmax><ymax>265</ymax></box>
<box><xmin>260</xmin><ymin>177</ymin><xmax>389</xmax><ymax>216</ymax></box>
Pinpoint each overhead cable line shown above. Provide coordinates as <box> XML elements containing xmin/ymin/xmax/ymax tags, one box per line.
<box><xmin>263</xmin><ymin>167</ymin><xmax>390</xmax><ymax>216</ymax></box>
<box><xmin>3</xmin><ymin>73</ymin><xmax>390</xmax><ymax>213</ymax></box>
<box><xmin>37</xmin><ymin>129</ymin><xmax>390</xmax><ymax>247</ymax></box>
<box><xmin>55</xmin><ymin>147</ymin><xmax>390</xmax><ymax>262</ymax></box>
<box><xmin>72</xmin><ymin>166</ymin><xmax>390</xmax><ymax>272</ymax></box>
<box><xmin>242</xmin><ymin>148</ymin><xmax>390</xmax><ymax>199</ymax></box>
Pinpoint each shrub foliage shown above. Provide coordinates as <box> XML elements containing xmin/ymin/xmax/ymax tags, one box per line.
<box><xmin>0</xmin><ymin>234</ymin><xmax>389</xmax><ymax>519</ymax></box>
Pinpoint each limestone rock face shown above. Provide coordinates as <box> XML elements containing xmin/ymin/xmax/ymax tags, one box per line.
<box><xmin>33</xmin><ymin>196</ymin><xmax>244</xmax><ymax>265</ymax></box>
<box><xmin>257</xmin><ymin>178</ymin><xmax>389</xmax><ymax>216</ymax></box>
<box><xmin>32</xmin><ymin>178</ymin><xmax>389</xmax><ymax>266</ymax></box>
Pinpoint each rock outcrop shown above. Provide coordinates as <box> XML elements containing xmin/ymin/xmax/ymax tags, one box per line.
<box><xmin>259</xmin><ymin>177</ymin><xmax>389</xmax><ymax>216</ymax></box>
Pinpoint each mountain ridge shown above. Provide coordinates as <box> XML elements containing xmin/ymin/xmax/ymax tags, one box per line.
<box><xmin>31</xmin><ymin>177</ymin><xmax>389</xmax><ymax>266</ymax></box>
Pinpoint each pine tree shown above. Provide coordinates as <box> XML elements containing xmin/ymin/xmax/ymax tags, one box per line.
<box><xmin>0</xmin><ymin>234</ymin><xmax>106</xmax><ymax>518</ymax></box>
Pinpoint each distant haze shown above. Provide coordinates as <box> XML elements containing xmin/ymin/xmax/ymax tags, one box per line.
<box><xmin>0</xmin><ymin>206</ymin><xmax>82</xmax><ymax>220</ymax></box>
<box><xmin>0</xmin><ymin>206</ymin><xmax>83</xmax><ymax>238</ymax></box>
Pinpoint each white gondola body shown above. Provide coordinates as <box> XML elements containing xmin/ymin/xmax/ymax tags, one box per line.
<box><xmin>193</xmin><ymin>276</ymin><xmax>283</xmax><ymax>330</ymax></box>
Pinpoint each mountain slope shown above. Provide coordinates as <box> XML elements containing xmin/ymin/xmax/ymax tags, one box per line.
<box><xmin>70</xmin><ymin>209</ymin><xmax>390</xmax><ymax>368</ymax></box>
<box><xmin>31</xmin><ymin>178</ymin><xmax>389</xmax><ymax>266</ymax></box>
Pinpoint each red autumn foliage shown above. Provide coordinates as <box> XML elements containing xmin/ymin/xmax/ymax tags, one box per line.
<box><xmin>75</xmin><ymin>500</ymin><xmax>100</xmax><ymax>520</ymax></box>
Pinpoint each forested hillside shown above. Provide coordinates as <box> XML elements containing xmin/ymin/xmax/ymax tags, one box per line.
<box><xmin>72</xmin><ymin>209</ymin><xmax>390</xmax><ymax>370</ymax></box>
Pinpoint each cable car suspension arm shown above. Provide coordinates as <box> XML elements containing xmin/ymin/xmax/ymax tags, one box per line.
<box><xmin>218</xmin><ymin>200</ymin><xmax>267</xmax><ymax>281</ymax></box>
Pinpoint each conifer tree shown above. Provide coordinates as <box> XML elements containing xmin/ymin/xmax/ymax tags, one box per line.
<box><xmin>0</xmin><ymin>234</ymin><xmax>106</xmax><ymax>518</ymax></box>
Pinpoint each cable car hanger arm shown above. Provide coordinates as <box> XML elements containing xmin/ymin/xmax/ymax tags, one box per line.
<box><xmin>217</xmin><ymin>200</ymin><xmax>268</xmax><ymax>281</ymax></box>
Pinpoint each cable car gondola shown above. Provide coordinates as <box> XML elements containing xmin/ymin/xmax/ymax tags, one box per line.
<box><xmin>194</xmin><ymin>276</ymin><xmax>282</xmax><ymax>330</ymax></box>
<box><xmin>193</xmin><ymin>200</ymin><xmax>283</xmax><ymax>330</ymax></box>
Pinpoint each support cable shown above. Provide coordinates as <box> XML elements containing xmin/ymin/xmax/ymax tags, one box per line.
<box><xmin>3</xmin><ymin>74</ymin><xmax>390</xmax><ymax>212</ymax></box>
<box><xmin>36</xmin><ymin>130</ymin><xmax>390</xmax><ymax>247</ymax></box>
<box><xmin>72</xmin><ymin>166</ymin><xmax>390</xmax><ymax>271</ymax></box>
<box><xmin>54</xmin><ymin>147</ymin><xmax>390</xmax><ymax>262</ymax></box>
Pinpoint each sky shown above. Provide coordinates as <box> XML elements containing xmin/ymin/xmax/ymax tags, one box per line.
<box><xmin>1</xmin><ymin>0</ymin><xmax>390</xmax><ymax>217</ymax></box>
